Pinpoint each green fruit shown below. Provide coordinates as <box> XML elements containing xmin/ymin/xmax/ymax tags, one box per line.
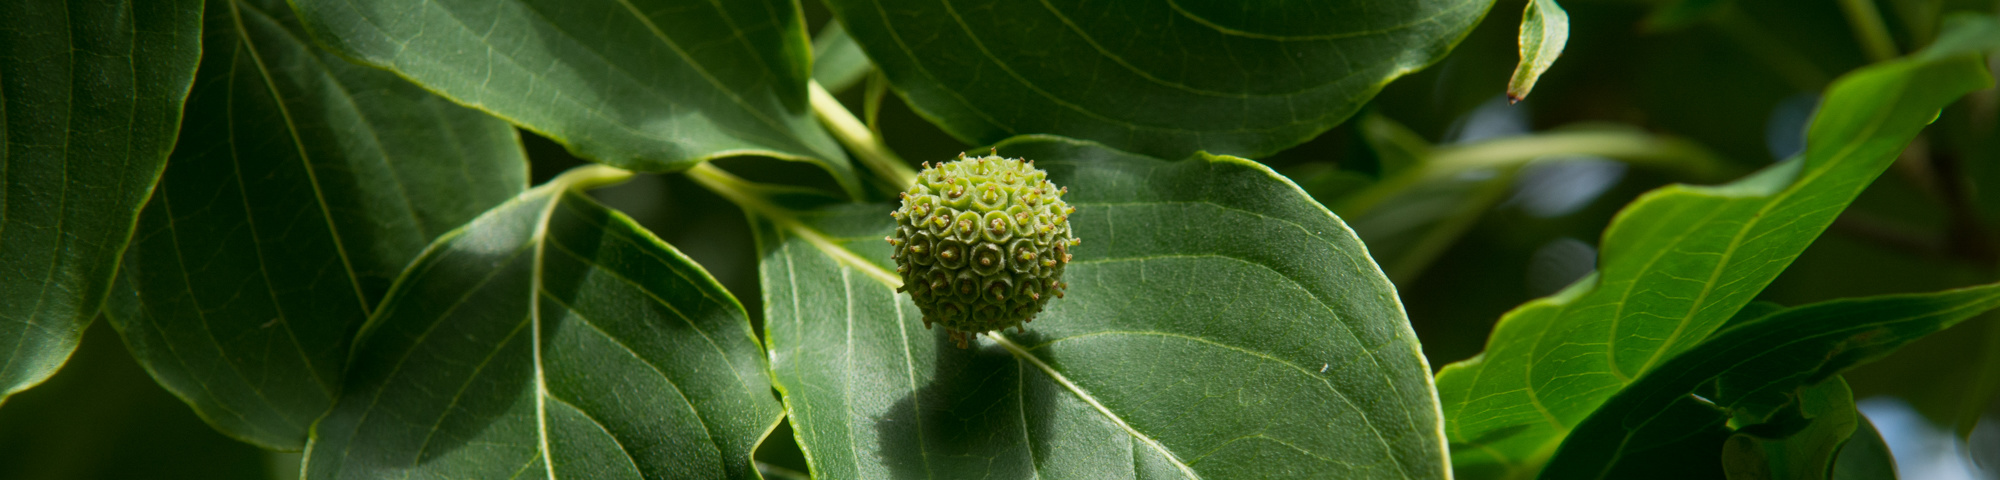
<box><xmin>888</xmin><ymin>152</ymin><xmax>1079</xmax><ymax>348</ymax></box>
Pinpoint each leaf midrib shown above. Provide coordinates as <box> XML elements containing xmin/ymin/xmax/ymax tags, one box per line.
<box><xmin>1624</xmin><ymin>75</ymin><xmax>1910</xmax><ymax>379</ymax></box>
<box><xmin>989</xmin><ymin>334</ymin><xmax>1202</xmax><ymax>478</ymax></box>
<box><xmin>229</xmin><ymin>0</ymin><xmax>372</xmax><ymax>327</ymax></box>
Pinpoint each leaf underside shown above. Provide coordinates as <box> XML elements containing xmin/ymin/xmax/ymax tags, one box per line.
<box><xmin>749</xmin><ymin>135</ymin><xmax>1447</xmax><ymax>479</ymax></box>
<box><xmin>305</xmin><ymin>171</ymin><xmax>781</xmax><ymax>480</ymax></box>
<box><xmin>822</xmin><ymin>0</ymin><xmax>1494</xmax><ymax>160</ymax></box>
<box><xmin>104</xmin><ymin>0</ymin><xmax>528</xmax><ymax>450</ymax></box>
<box><xmin>0</xmin><ymin>0</ymin><xmax>203</xmax><ymax>404</ymax></box>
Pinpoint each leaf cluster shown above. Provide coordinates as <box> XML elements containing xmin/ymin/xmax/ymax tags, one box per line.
<box><xmin>5</xmin><ymin>1</ymin><xmax>2000</xmax><ymax>479</ymax></box>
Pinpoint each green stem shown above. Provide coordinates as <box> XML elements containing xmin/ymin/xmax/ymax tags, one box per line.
<box><xmin>1384</xmin><ymin>170</ymin><xmax>1522</xmax><ymax>283</ymax></box>
<box><xmin>1336</xmin><ymin>129</ymin><xmax>1735</xmax><ymax>217</ymax></box>
<box><xmin>1839</xmin><ymin>0</ymin><xmax>1901</xmax><ymax>62</ymax></box>
<box><xmin>549</xmin><ymin>164</ymin><xmax>634</xmax><ymax>191</ymax></box>
<box><xmin>686</xmin><ymin>163</ymin><xmax>903</xmax><ymax>287</ymax></box>
<box><xmin>810</xmin><ymin>81</ymin><xmax>917</xmax><ymax>188</ymax></box>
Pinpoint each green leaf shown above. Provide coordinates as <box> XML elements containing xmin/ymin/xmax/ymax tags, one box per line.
<box><xmin>1720</xmin><ymin>378</ymin><xmax>1858</xmax><ymax>480</ymax></box>
<box><xmin>822</xmin><ymin>0</ymin><xmax>1493</xmax><ymax>160</ymax></box>
<box><xmin>304</xmin><ymin>165</ymin><xmax>782</xmax><ymax>480</ymax></box>
<box><xmin>813</xmin><ymin>22</ymin><xmax>873</xmax><ymax>94</ymax></box>
<box><xmin>1507</xmin><ymin>0</ymin><xmax>1569</xmax><ymax>102</ymax></box>
<box><xmin>1434</xmin><ymin>26</ymin><xmax>1996</xmax><ymax>480</ymax></box>
<box><xmin>1831</xmin><ymin>416</ymin><xmax>1897</xmax><ymax>480</ymax></box>
<box><xmin>696</xmin><ymin>135</ymin><xmax>1448</xmax><ymax>479</ymax></box>
<box><xmin>0</xmin><ymin>0</ymin><xmax>203</xmax><ymax>404</ymax></box>
<box><xmin>101</xmin><ymin>0</ymin><xmax>529</xmax><ymax>451</ymax></box>
<box><xmin>1539</xmin><ymin>282</ymin><xmax>2000</xmax><ymax>479</ymax></box>
<box><xmin>286</xmin><ymin>0</ymin><xmax>863</xmax><ymax>197</ymax></box>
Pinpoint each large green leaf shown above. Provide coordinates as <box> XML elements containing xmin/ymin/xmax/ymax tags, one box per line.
<box><xmin>822</xmin><ymin>0</ymin><xmax>1492</xmax><ymax>160</ymax></box>
<box><xmin>304</xmin><ymin>165</ymin><xmax>782</xmax><ymax>479</ymax></box>
<box><xmin>102</xmin><ymin>0</ymin><xmax>529</xmax><ymax>451</ymax></box>
<box><xmin>1539</xmin><ymin>282</ymin><xmax>2000</xmax><ymax>478</ymax></box>
<box><xmin>1434</xmin><ymin>27</ymin><xmax>1996</xmax><ymax>480</ymax></box>
<box><xmin>287</xmin><ymin>0</ymin><xmax>862</xmax><ymax>197</ymax></box>
<box><xmin>0</xmin><ymin>0</ymin><xmax>203</xmax><ymax>404</ymax></box>
<box><xmin>696</xmin><ymin>135</ymin><xmax>1447</xmax><ymax>479</ymax></box>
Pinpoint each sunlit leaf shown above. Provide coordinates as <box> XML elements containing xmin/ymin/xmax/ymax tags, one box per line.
<box><xmin>822</xmin><ymin>0</ymin><xmax>1493</xmax><ymax>160</ymax></box>
<box><xmin>0</xmin><ymin>0</ymin><xmax>202</xmax><ymax>404</ymax></box>
<box><xmin>1436</xmin><ymin>21</ymin><xmax>1996</xmax><ymax>480</ymax></box>
<box><xmin>304</xmin><ymin>166</ymin><xmax>782</xmax><ymax>480</ymax></box>
<box><xmin>103</xmin><ymin>0</ymin><xmax>529</xmax><ymax>450</ymax></box>
<box><xmin>698</xmin><ymin>135</ymin><xmax>1448</xmax><ymax>479</ymax></box>
<box><xmin>1507</xmin><ymin>0</ymin><xmax>1568</xmax><ymax>102</ymax></box>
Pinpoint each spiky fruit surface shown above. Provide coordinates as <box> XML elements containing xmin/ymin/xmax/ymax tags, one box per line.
<box><xmin>888</xmin><ymin>153</ymin><xmax>1078</xmax><ymax>348</ymax></box>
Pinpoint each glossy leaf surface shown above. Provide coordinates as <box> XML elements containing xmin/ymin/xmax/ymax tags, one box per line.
<box><xmin>1435</xmin><ymin>29</ymin><xmax>1996</xmax><ymax>479</ymax></box>
<box><xmin>304</xmin><ymin>166</ymin><xmax>781</xmax><ymax>480</ymax></box>
<box><xmin>1540</xmin><ymin>283</ymin><xmax>2000</xmax><ymax>479</ymax></box>
<box><xmin>103</xmin><ymin>0</ymin><xmax>529</xmax><ymax>450</ymax></box>
<box><xmin>0</xmin><ymin>0</ymin><xmax>203</xmax><ymax>403</ymax></box>
<box><xmin>822</xmin><ymin>0</ymin><xmax>1493</xmax><ymax>160</ymax></box>
<box><xmin>705</xmin><ymin>136</ymin><xmax>1447</xmax><ymax>479</ymax></box>
<box><xmin>287</xmin><ymin>0</ymin><xmax>861</xmax><ymax>196</ymax></box>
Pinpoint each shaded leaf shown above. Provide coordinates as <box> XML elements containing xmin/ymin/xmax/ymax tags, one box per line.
<box><xmin>697</xmin><ymin>135</ymin><xmax>1447</xmax><ymax>479</ymax></box>
<box><xmin>1831</xmin><ymin>416</ymin><xmax>1897</xmax><ymax>480</ymax></box>
<box><xmin>1507</xmin><ymin>0</ymin><xmax>1569</xmax><ymax>103</ymax></box>
<box><xmin>1720</xmin><ymin>378</ymin><xmax>1857</xmax><ymax>480</ymax></box>
<box><xmin>822</xmin><ymin>0</ymin><xmax>1492</xmax><ymax>160</ymax></box>
<box><xmin>304</xmin><ymin>166</ymin><xmax>782</xmax><ymax>480</ymax></box>
<box><xmin>102</xmin><ymin>0</ymin><xmax>529</xmax><ymax>450</ymax></box>
<box><xmin>287</xmin><ymin>0</ymin><xmax>862</xmax><ymax>197</ymax></box>
<box><xmin>0</xmin><ymin>0</ymin><xmax>203</xmax><ymax>404</ymax></box>
<box><xmin>1435</xmin><ymin>24</ymin><xmax>1996</xmax><ymax>480</ymax></box>
<box><xmin>813</xmin><ymin>22</ymin><xmax>873</xmax><ymax>94</ymax></box>
<box><xmin>1540</xmin><ymin>282</ymin><xmax>2000</xmax><ymax>478</ymax></box>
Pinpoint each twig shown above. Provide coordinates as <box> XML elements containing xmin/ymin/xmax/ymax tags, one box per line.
<box><xmin>809</xmin><ymin>81</ymin><xmax>917</xmax><ymax>188</ymax></box>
